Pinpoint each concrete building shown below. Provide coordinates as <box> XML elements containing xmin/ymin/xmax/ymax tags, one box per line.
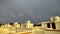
<box><xmin>25</xmin><ymin>20</ymin><xmax>33</xmax><ymax>28</ymax></box>
<box><xmin>14</xmin><ymin>22</ymin><xmax>20</xmax><ymax>28</ymax></box>
<box><xmin>0</xmin><ymin>16</ymin><xmax>60</xmax><ymax>34</ymax></box>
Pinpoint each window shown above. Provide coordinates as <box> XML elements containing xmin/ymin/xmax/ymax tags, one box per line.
<box><xmin>47</xmin><ymin>23</ymin><xmax>50</xmax><ymax>28</ymax></box>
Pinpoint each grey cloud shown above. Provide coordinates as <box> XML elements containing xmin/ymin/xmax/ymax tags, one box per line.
<box><xmin>0</xmin><ymin>0</ymin><xmax>60</xmax><ymax>23</ymax></box>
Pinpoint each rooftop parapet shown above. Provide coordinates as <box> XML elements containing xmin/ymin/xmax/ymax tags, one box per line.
<box><xmin>50</xmin><ymin>16</ymin><xmax>60</xmax><ymax>22</ymax></box>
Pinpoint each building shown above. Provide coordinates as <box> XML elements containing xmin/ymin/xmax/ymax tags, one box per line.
<box><xmin>0</xmin><ymin>16</ymin><xmax>60</xmax><ymax>34</ymax></box>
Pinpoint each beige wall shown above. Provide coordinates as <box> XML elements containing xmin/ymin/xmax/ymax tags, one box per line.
<box><xmin>26</xmin><ymin>23</ymin><xmax>33</xmax><ymax>28</ymax></box>
<box><xmin>45</xmin><ymin>30</ymin><xmax>60</xmax><ymax>34</ymax></box>
<box><xmin>41</xmin><ymin>22</ymin><xmax>47</xmax><ymax>28</ymax></box>
<box><xmin>55</xmin><ymin>22</ymin><xmax>60</xmax><ymax>30</ymax></box>
<box><xmin>0</xmin><ymin>28</ymin><xmax>9</xmax><ymax>34</ymax></box>
<box><xmin>32</xmin><ymin>28</ymin><xmax>45</xmax><ymax>34</ymax></box>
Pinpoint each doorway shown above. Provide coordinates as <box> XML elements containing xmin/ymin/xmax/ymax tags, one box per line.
<box><xmin>52</xmin><ymin>23</ymin><xmax>56</xmax><ymax>29</ymax></box>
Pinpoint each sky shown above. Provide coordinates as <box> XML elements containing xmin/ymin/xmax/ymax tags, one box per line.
<box><xmin>0</xmin><ymin>0</ymin><xmax>60</xmax><ymax>23</ymax></box>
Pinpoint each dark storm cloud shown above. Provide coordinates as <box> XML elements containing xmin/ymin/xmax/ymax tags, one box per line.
<box><xmin>0</xmin><ymin>0</ymin><xmax>60</xmax><ymax>23</ymax></box>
